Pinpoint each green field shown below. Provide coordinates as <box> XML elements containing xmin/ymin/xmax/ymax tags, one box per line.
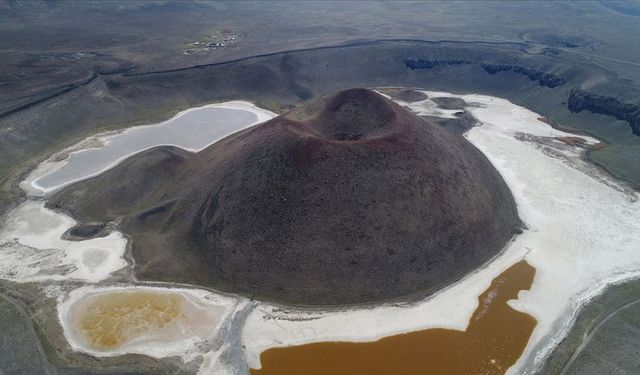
<box><xmin>541</xmin><ymin>278</ymin><xmax>640</xmax><ymax>374</ymax></box>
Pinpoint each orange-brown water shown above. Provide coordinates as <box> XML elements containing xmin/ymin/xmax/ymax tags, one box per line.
<box><xmin>73</xmin><ymin>291</ymin><xmax>184</xmax><ymax>349</ymax></box>
<box><xmin>251</xmin><ymin>260</ymin><xmax>536</xmax><ymax>375</ymax></box>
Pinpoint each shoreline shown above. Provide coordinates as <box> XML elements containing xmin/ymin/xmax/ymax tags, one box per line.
<box><xmin>23</xmin><ymin>101</ymin><xmax>276</xmax><ymax>196</ymax></box>
<box><xmin>57</xmin><ymin>285</ymin><xmax>237</xmax><ymax>361</ymax></box>
<box><xmin>239</xmin><ymin>90</ymin><xmax>640</xmax><ymax>374</ymax></box>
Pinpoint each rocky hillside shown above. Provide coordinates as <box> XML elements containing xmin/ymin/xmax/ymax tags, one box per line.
<box><xmin>51</xmin><ymin>89</ymin><xmax>520</xmax><ymax>305</ymax></box>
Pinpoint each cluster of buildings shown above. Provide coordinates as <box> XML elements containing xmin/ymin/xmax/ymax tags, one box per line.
<box><xmin>184</xmin><ymin>32</ymin><xmax>239</xmax><ymax>54</ymax></box>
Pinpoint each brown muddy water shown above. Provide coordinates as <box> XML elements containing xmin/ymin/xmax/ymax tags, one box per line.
<box><xmin>251</xmin><ymin>260</ymin><xmax>536</xmax><ymax>375</ymax></box>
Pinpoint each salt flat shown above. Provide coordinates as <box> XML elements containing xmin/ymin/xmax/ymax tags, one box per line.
<box><xmin>241</xmin><ymin>91</ymin><xmax>640</xmax><ymax>375</ymax></box>
<box><xmin>0</xmin><ymin>200</ymin><xmax>127</xmax><ymax>282</ymax></box>
<box><xmin>462</xmin><ymin>92</ymin><xmax>640</xmax><ymax>374</ymax></box>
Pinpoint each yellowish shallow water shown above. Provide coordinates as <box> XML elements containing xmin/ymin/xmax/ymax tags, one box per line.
<box><xmin>72</xmin><ymin>291</ymin><xmax>184</xmax><ymax>350</ymax></box>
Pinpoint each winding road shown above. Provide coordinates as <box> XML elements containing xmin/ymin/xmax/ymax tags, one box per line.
<box><xmin>0</xmin><ymin>292</ymin><xmax>55</xmax><ymax>375</ymax></box>
<box><xmin>3</xmin><ymin>35</ymin><xmax>639</xmax><ymax>127</ymax></box>
<box><xmin>560</xmin><ymin>296</ymin><xmax>640</xmax><ymax>374</ymax></box>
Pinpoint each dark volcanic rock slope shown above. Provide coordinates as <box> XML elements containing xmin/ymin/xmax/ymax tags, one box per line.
<box><xmin>51</xmin><ymin>89</ymin><xmax>519</xmax><ymax>305</ymax></box>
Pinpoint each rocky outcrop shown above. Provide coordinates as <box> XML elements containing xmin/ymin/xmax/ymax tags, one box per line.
<box><xmin>568</xmin><ymin>89</ymin><xmax>640</xmax><ymax>136</ymax></box>
<box><xmin>404</xmin><ymin>58</ymin><xmax>470</xmax><ymax>70</ymax></box>
<box><xmin>481</xmin><ymin>63</ymin><xmax>566</xmax><ymax>88</ymax></box>
<box><xmin>403</xmin><ymin>59</ymin><xmax>566</xmax><ymax>88</ymax></box>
